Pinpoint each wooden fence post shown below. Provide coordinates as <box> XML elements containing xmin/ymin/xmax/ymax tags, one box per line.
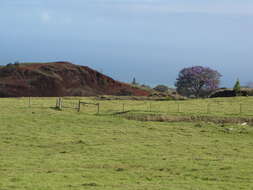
<box><xmin>177</xmin><ymin>103</ymin><xmax>180</xmax><ymax>113</ymax></box>
<box><xmin>122</xmin><ymin>104</ymin><xmax>125</xmax><ymax>112</ymax></box>
<box><xmin>56</xmin><ymin>98</ymin><xmax>59</xmax><ymax>108</ymax></box>
<box><xmin>59</xmin><ymin>98</ymin><xmax>62</xmax><ymax>110</ymax></box>
<box><xmin>78</xmin><ymin>100</ymin><xmax>81</xmax><ymax>112</ymax></box>
<box><xmin>97</xmin><ymin>103</ymin><xmax>100</xmax><ymax>114</ymax></box>
<box><xmin>28</xmin><ymin>97</ymin><xmax>31</xmax><ymax>108</ymax></box>
<box><xmin>240</xmin><ymin>103</ymin><xmax>242</xmax><ymax>115</ymax></box>
<box><xmin>55</xmin><ymin>97</ymin><xmax>62</xmax><ymax>110</ymax></box>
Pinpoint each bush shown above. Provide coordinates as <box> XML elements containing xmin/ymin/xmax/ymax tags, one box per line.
<box><xmin>153</xmin><ymin>85</ymin><xmax>169</xmax><ymax>93</ymax></box>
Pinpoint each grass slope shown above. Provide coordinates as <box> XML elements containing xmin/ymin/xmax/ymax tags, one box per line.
<box><xmin>0</xmin><ymin>98</ymin><xmax>253</xmax><ymax>190</ymax></box>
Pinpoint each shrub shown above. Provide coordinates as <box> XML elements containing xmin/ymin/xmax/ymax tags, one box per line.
<box><xmin>153</xmin><ymin>85</ymin><xmax>169</xmax><ymax>93</ymax></box>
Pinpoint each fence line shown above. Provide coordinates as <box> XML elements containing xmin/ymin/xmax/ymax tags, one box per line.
<box><xmin>23</xmin><ymin>97</ymin><xmax>253</xmax><ymax>116</ymax></box>
<box><xmin>77</xmin><ymin>100</ymin><xmax>100</xmax><ymax>114</ymax></box>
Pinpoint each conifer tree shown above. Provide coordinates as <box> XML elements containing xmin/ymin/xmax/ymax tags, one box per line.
<box><xmin>233</xmin><ymin>79</ymin><xmax>241</xmax><ymax>96</ymax></box>
<box><xmin>132</xmin><ymin>77</ymin><xmax>137</xmax><ymax>85</ymax></box>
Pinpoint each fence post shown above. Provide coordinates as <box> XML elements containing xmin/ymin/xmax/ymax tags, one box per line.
<box><xmin>122</xmin><ymin>104</ymin><xmax>125</xmax><ymax>112</ymax></box>
<box><xmin>59</xmin><ymin>98</ymin><xmax>62</xmax><ymax>110</ymax></box>
<box><xmin>28</xmin><ymin>97</ymin><xmax>31</xmax><ymax>108</ymax></box>
<box><xmin>240</xmin><ymin>103</ymin><xmax>242</xmax><ymax>115</ymax></box>
<box><xmin>177</xmin><ymin>103</ymin><xmax>180</xmax><ymax>113</ymax></box>
<box><xmin>97</xmin><ymin>103</ymin><xmax>100</xmax><ymax>114</ymax></box>
<box><xmin>78</xmin><ymin>100</ymin><xmax>81</xmax><ymax>112</ymax></box>
<box><xmin>150</xmin><ymin>103</ymin><xmax>152</xmax><ymax>112</ymax></box>
<box><xmin>56</xmin><ymin>97</ymin><xmax>62</xmax><ymax>110</ymax></box>
<box><xmin>56</xmin><ymin>98</ymin><xmax>59</xmax><ymax>108</ymax></box>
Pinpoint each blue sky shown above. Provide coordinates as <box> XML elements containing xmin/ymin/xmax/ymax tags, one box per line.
<box><xmin>0</xmin><ymin>0</ymin><xmax>253</xmax><ymax>87</ymax></box>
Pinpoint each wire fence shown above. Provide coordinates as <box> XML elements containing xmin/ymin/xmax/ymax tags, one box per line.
<box><xmin>15</xmin><ymin>97</ymin><xmax>253</xmax><ymax>117</ymax></box>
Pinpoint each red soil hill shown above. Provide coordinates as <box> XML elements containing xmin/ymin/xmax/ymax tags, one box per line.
<box><xmin>0</xmin><ymin>62</ymin><xmax>150</xmax><ymax>97</ymax></box>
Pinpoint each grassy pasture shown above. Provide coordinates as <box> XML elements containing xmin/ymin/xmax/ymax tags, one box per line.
<box><xmin>0</xmin><ymin>97</ymin><xmax>253</xmax><ymax>189</ymax></box>
<box><xmin>4</xmin><ymin>96</ymin><xmax>253</xmax><ymax>117</ymax></box>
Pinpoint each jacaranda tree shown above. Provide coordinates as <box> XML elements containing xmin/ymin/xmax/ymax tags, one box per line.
<box><xmin>175</xmin><ymin>66</ymin><xmax>222</xmax><ymax>98</ymax></box>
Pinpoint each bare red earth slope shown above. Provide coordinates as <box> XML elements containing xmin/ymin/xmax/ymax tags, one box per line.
<box><xmin>0</xmin><ymin>62</ymin><xmax>149</xmax><ymax>97</ymax></box>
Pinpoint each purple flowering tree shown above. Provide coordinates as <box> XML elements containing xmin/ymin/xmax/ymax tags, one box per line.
<box><xmin>175</xmin><ymin>66</ymin><xmax>222</xmax><ymax>98</ymax></box>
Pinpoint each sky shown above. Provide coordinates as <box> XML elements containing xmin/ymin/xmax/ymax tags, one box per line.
<box><xmin>0</xmin><ymin>0</ymin><xmax>253</xmax><ymax>87</ymax></box>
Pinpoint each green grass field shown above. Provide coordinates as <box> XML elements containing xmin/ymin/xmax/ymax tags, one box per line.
<box><xmin>1</xmin><ymin>97</ymin><xmax>253</xmax><ymax>190</ymax></box>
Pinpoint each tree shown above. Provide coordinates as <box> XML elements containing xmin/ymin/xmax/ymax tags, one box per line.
<box><xmin>233</xmin><ymin>79</ymin><xmax>241</xmax><ymax>96</ymax></box>
<box><xmin>154</xmin><ymin>85</ymin><xmax>169</xmax><ymax>93</ymax></box>
<box><xmin>132</xmin><ymin>77</ymin><xmax>137</xmax><ymax>85</ymax></box>
<box><xmin>175</xmin><ymin>66</ymin><xmax>221</xmax><ymax>98</ymax></box>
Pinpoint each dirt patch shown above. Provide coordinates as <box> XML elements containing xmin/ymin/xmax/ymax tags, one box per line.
<box><xmin>122</xmin><ymin>113</ymin><xmax>253</xmax><ymax>126</ymax></box>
